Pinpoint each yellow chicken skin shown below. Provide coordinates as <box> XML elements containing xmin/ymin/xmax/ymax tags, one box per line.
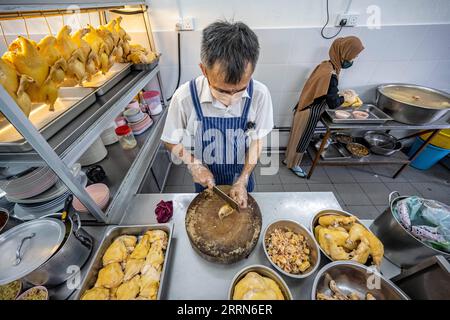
<box><xmin>37</xmin><ymin>36</ymin><xmax>64</xmax><ymax>66</ymax></box>
<box><xmin>351</xmin><ymin>237</ymin><xmax>371</xmax><ymax>264</ymax></box>
<box><xmin>83</xmin><ymin>25</ymin><xmax>112</xmax><ymax>74</ymax></box>
<box><xmin>95</xmin><ymin>262</ymin><xmax>124</xmax><ymax>289</ymax></box>
<box><xmin>72</xmin><ymin>28</ymin><xmax>98</xmax><ymax>79</ymax></box>
<box><xmin>318</xmin><ymin>215</ymin><xmax>356</xmax><ymax>231</ymax></box>
<box><xmin>141</xmin><ymin>243</ymin><xmax>164</xmax><ymax>274</ymax></box>
<box><xmin>324</xmin><ymin>233</ymin><xmax>350</xmax><ymax>260</ymax></box>
<box><xmin>130</xmin><ymin>234</ymin><xmax>151</xmax><ymax>260</ymax></box>
<box><xmin>103</xmin><ymin>238</ymin><xmax>128</xmax><ymax>266</ymax></box>
<box><xmin>3</xmin><ymin>36</ymin><xmax>49</xmax><ymax>87</ymax></box>
<box><xmin>123</xmin><ymin>258</ymin><xmax>144</xmax><ymax>281</ymax></box>
<box><xmin>116</xmin><ymin>235</ymin><xmax>137</xmax><ymax>253</ymax></box>
<box><xmin>116</xmin><ymin>275</ymin><xmax>141</xmax><ymax>300</ymax></box>
<box><xmin>315</xmin><ymin>225</ymin><xmax>352</xmax><ymax>254</ymax></box>
<box><xmin>145</xmin><ymin>230</ymin><xmax>168</xmax><ymax>249</ymax></box>
<box><xmin>346</xmin><ymin>223</ymin><xmax>384</xmax><ymax>266</ymax></box>
<box><xmin>233</xmin><ymin>272</ymin><xmax>284</xmax><ymax>300</ymax></box>
<box><xmin>81</xmin><ymin>287</ymin><xmax>110</xmax><ymax>300</ymax></box>
<box><xmin>55</xmin><ymin>25</ymin><xmax>78</xmax><ymax>61</ymax></box>
<box><xmin>139</xmin><ymin>266</ymin><xmax>160</xmax><ymax>300</ymax></box>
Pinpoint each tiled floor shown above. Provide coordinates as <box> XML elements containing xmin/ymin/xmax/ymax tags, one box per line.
<box><xmin>163</xmin><ymin>154</ymin><xmax>450</xmax><ymax>220</ymax></box>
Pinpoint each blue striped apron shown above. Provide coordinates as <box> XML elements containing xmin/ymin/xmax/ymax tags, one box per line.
<box><xmin>190</xmin><ymin>79</ymin><xmax>255</xmax><ymax>193</ymax></box>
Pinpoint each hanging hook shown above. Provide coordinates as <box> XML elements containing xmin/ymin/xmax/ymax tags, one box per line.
<box><xmin>41</xmin><ymin>11</ymin><xmax>53</xmax><ymax>36</ymax></box>
<box><xmin>19</xmin><ymin>12</ymin><xmax>30</xmax><ymax>39</ymax></box>
<box><xmin>0</xmin><ymin>22</ymin><xmax>9</xmax><ymax>48</ymax></box>
<box><xmin>87</xmin><ymin>11</ymin><xmax>92</xmax><ymax>26</ymax></box>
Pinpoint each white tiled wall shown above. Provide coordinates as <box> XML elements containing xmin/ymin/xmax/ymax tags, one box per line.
<box><xmin>153</xmin><ymin>24</ymin><xmax>450</xmax><ymax>132</ymax></box>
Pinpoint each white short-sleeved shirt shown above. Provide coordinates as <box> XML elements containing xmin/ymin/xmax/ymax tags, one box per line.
<box><xmin>161</xmin><ymin>76</ymin><xmax>274</xmax><ymax>145</ymax></box>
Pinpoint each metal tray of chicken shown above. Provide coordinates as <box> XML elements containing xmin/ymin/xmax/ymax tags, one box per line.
<box><xmin>75</xmin><ymin>223</ymin><xmax>173</xmax><ymax>300</ymax></box>
<box><xmin>326</xmin><ymin>104</ymin><xmax>393</xmax><ymax>124</ymax></box>
<box><xmin>131</xmin><ymin>55</ymin><xmax>160</xmax><ymax>71</ymax></box>
<box><xmin>0</xmin><ymin>87</ymin><xmax>96</xmax><ymax>152</ymax></box>
<box><xmin>82</xmin><ymin>62</ymin><xmax>132</xmax><ymax>96</ymax></box>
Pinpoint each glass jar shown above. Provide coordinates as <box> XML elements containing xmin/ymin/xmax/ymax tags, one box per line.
<box><xmin>115</xmin><ymin>125</ymin><xmax>137</xmax><ymax>150</ymax></box>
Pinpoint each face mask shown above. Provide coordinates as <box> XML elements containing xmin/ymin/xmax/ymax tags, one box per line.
<box><xmin>341</xmin><ymin>60</ymin><xmax>353</xmax><ymax>69</ymax></box>
<box><xmin>210</xmin><ymin>87</ymin><xmax>245</xmax><ymax>106</ymax></box>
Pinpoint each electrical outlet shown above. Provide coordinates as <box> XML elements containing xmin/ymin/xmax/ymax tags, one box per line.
<box><xmin>336</xmin><ymin>13</ymin><xmax>359</xmax><ymax>27</ymax></box>
<box><xmin>176</xmin><ymin>17</ymin><xmax>194</xmax><ymax>31</ymax></box>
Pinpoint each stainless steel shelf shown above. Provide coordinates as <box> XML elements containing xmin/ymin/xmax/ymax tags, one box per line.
<box><xmin>90</xmin><ymin>111</ymin><xmax>167</xmax><ymax>221</ymax></box>
<box><xmin>0</xmin><ymin>66</ymin><xmax>160</xmax><ymax>166</ymax></box>
<box><xmin>307</xmin><ymin>144</ymin><xmax>410</xmax><ymax>165</ymax></box>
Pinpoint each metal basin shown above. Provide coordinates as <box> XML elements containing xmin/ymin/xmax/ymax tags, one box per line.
<box><xmin>310</xmin><ymin>209</ymin><xmax>381</xmax><ymax>266</ymax></box>
<box><xmin>311</xmin><ymin>261</ymin><xmax>409</xmax><ymax>300</ymax></box>
<box><xmin>263</xmin><ymin>219</ymin><xmax>320</xmax><ymax>278</ymax></box>
<box><xmin>376</xmin><ymin>84</ymin><xmax>450</xmax><ymax>125</ymax></box>
<box><xmin>363</xmin><ymin>131</ymin><xmax>403</xmax><ymax>156</ymax></box>
<box><xmin>228</xmin><ymin>264</ymin><xmax>293</xmax><ymax>300</ymax></box>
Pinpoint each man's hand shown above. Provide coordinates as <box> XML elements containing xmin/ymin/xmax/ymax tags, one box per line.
<box><xmin>230</xmin><ymin>178</ymin><xmax>248</xmax><ymax>209</ymax></box>
<box><xmin>187</xmin><ymin>163</ymin><xmax>215</xmax><ymax>189</ymax></box>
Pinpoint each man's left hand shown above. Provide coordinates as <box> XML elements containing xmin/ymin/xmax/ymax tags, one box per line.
<box><xmin>230</xmin><ymin>179</ymin><xmax>248</xmax><ymax>209</ymax></box>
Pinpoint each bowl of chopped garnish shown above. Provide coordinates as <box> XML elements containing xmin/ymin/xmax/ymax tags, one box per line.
<box><xmin>263</xmin><ymin>219</ymin><xmax>320</xmax><ymax>278</ymax></box>
<box><xmin>16</xmin><ymin>286</ymin><xmax>48</xmax><ymax>300</ymax></box>
<box><xmin>0</xmin><ymin>280</ymin><xmax>22</xmax><ymax>300</ymax></box>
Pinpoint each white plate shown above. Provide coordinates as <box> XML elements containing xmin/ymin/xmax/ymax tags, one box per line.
<box><xmin>7</xmin><ymin>179</ymin><xmax>67</xmax><ymax>204</ymax></box>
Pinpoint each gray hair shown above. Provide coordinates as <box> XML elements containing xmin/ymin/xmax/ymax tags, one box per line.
<box><xmin>201</xmin><ymin>20</ymin><xmax>259</xmax><ymax>84</ymax></box>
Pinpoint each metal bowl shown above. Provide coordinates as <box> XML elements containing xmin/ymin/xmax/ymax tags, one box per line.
<box><xmin>363</xmin><ymin>131</ymin><xmax>403</xmax><ymax>156</ymax></box>
<box><xmin>263</xmin><ymin>219</ymin><xmax>320</xmax><ymax>278</ymax></box>
<box><xmin>228</xmin><ymin>264</ymin><xmax>293</xmax><ymax>300</ymax></box>
<box><xmin>311</xmin><ymin>261</ymin><xmax>409</xmax><ymax>300</ymax></box>
<box><xmin>310</xmin><ymin>209</ymin><xmax>381</xmax><ymax>266</ymax></box>
<box><xmin>376</xmin><ymin>84</ymin><xmax>450</xmax><ymax>125</ymax></box>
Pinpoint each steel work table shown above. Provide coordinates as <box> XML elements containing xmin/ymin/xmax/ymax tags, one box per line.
<box><xmin>115</xmin><ymin>192</ymin><xmax>401</xmax><ymax>300</ymax></box>
<box><xmin>308</xmin><ymin>115</ymin><xmax>450</xmax><ymax>180</ymax></box>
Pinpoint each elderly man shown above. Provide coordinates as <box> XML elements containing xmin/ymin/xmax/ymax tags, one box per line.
<box><xmin>161</xmin><ymin>20</ymin><xmax>273</xmax><ymax>208</ymax></box>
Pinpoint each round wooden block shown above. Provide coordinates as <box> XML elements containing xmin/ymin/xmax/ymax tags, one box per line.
<box><xmin>185</xmin><ymin>185</ymin><xmax>262</xmax><ymax>264</ymax></box>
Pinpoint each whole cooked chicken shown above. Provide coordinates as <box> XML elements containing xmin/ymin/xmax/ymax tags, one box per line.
<box><xmin>81</xmin><ymin>287</ymin><xmax>109</xmax><ymax>300</ymax></box>
<box><xmin>103</xmin><ymin>237</ymin><xmax>128</xmax><ymax>266</ymax></box>
<box><xmin>56</xmin><ymin>25</ymin><xmax>88</xmax><ymax>84</ymax></box>
<box><xmin>233</xmin><ymin>272</ymin><xmax>284</xmax><ymax>300</ymax></box>
<box><xmin>37</xmin><ymin>35</ymin><xmax>64</xmax><ymax>66</ymax></box>
<box><xmin>95</xmin><ymin>262</ymin><xmax>124</xmax><ymax>289</ymax></box>
<box><xmin>116</xmin><ymin>275</ymin><xmax>141</xmax><ymax>300</ymax></box>
<box><xmin>3</xmin><ymin>36</ymin><xmax>49</xmax><ymax>87</ymax></box>
<box><xmin>72</xmin><ymin>28</ymin><xmax>98</xmax><ymax>79</ymax></box>
<box><xmin>83</xmin><ymin>25</ymin><xmax>111</xmax><ymax>74</ymax></box>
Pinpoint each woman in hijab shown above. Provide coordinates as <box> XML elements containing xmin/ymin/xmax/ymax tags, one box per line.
<box><xmin>284</xmin><ymin>36</ymin><xmax>364</xmax><ymax>177</ymax></box>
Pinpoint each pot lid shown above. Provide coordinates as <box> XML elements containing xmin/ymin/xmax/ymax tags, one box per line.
<box><xmin>0</xmin><ymin>218</ymin><xmax>65</xmax><ymax>285</ymax></box>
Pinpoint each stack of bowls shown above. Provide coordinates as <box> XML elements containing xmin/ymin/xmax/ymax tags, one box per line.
<box><xmin>123</xmin><ymin>107</ymin><xmax>153</xmax><ymax>136</ymax></box>
<box><xmin>79</xmin><ymin>137</ymin><xmax>108</xmax><ymax>167</ymax></box>
<box><xmin>100</xmin><ymin>123</ymin><xmax>119</xmax><ymax>146</ymax></box>
<box><xmin>72</xmin><ymin>183</ymin><xmax>110</xmax><ymax>213</ymax></box>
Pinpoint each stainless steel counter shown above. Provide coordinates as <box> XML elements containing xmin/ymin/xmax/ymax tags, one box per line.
<box><xmin>119</xmin><ymin>192</ymin><xmax>401</xmax><ymax>300</ymax></box>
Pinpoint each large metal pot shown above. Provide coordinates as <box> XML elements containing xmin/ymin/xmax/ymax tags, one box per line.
<box><xmin>370</xmin><ymin>191</ymin><xmax>450</xmax><ymax>268</ymax></box>
<box><xmin>24</xmin><ymin>213</ymin><xmax>93</xmax><ymax>287</ymax></box>
<box><xmin>0</xmin><ymin>207</ymin><xmax>20</xmax><ymax>234</ymax></box>
<box><xmin>376</xmin><ymin>84</ymin><xmax>450</xmax><ymax>125</ymax></box>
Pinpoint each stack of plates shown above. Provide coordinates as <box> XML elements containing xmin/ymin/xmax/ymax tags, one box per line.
<box><xmin>72</xmin><ymin>183</ymin><xmax>110</xmax><ymax>213</ymax></box>
<box><xmin>0</xmin><ymin>167</ymin><xmax>58</xmax><ymax>200</ymax></box>
<box><xmin>100</xmin><ymin>124</ymin><xmax>119</xmax><ymax>146</ymax></box>
<box><xmin>129</xmin><ymin>114</ymin><xmax>153</xmax><ymax>135</ymax></box>
<box><xmin>79</xmin><ymin>137</ymin><xmax>108</xmax><ymax>167</ymax></box>
<box><xmin>11</xmin><ymin>174</ymin><xmax>88</xmax><ymax>221</ymax></box>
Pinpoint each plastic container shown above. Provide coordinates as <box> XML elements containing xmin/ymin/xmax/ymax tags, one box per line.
<box><xmin>115</xmin><ymin>125</ymin><xmax>137</xmax><ymax>150</ymax></box>
<box><xmin>123</xmin><ymin>108</ymin><xmax>145</xmax><ymax>123</ymax></box>
<box><xmin>127</xmin><ymin>101</ymin><xmax>140</xmax><ymax>110</ymax></box>
<box><xmin>408</xmin><ymin>137</ymin><xmax>450</xmax><ymax>170</ymax></box>
<box><xmin>143</xmin><ymin>91</ymin><xmax>163</xmax><ymax>115</ymax></box>
<box><xmin>420</xmin><ymin>129</ymin><xmax>450</xmax><ymax>149</ymax></box>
